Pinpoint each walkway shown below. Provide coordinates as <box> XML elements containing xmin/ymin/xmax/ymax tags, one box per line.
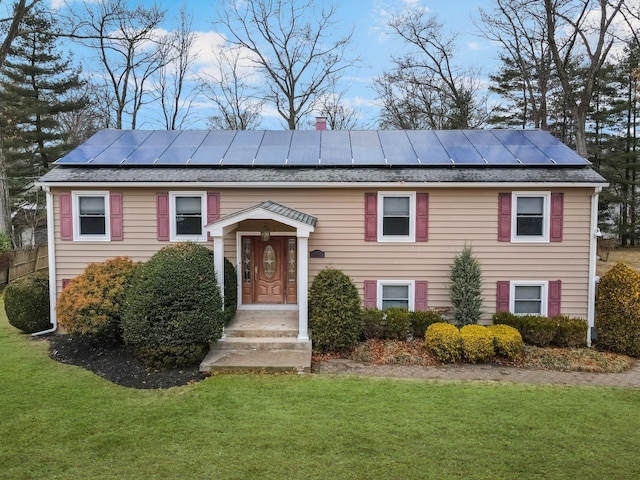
<box><xmin>313</xmin><ymin>359</ymin><xmax>640</xmax><ymax>388</ymax></box>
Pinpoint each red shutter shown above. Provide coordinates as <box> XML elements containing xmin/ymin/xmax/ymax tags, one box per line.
<box><xmin>414</xmin><ymin>280</ymin><xmax>428</xmax><ymax>311</ymax></box>
<box><xmin>496</xmin><ymin>281</ymin><xmax>510</xmax><ymax>312</ymax></box>
<box><xmin>498</xmin><ymin>193</ymin><xmax>511</xmax><ymax>242</ymax></box>
<box><xmin>110</xmin><ymin>192</ymin><xmax>123</xmax><ymax>241</ymax></box>
<box><xmin>416</xmin><ymin>193</ymin><xmax>429</xmax><ymax>242</ymax></box>
<box><xmin>156</xmin><ymin>192</ymin><xmax>170</xmax><ymax>241</ymax></box>
<box><xmin>363</xmin><ymin>280</ymin><xmax>377</xmax><ymax>309</ymax></box>
<box><xmin>206</xmin><ymin>192</ymin><xmax>220</xmax><ymax>241</ymax></box>
<box><xmin>59</xmin><ymin>192</ymin><xmax>73</xmax><ymax>241</ymax></box>
<box><xmin>364</xmin><ymin>193</ymin><xmax>377</xmax><ymax>241</ymax></box>
<box><xmin>550</xmin><ymin>192</ymin><xmax>564</xmax><ymax>242</ymax></box>
<box><xmin>548</xmin><ymin>280</ymin><xmax>562</xmax><ymax>317</ymax></box>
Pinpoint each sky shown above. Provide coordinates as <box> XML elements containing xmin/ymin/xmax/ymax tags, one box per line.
<box><xmin>36</xmin><ymin>0</ymin><xmax>636</xmax><ymax>130</ymax></box>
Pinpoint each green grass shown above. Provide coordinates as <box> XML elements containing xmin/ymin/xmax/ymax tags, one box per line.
<box><xmin>2</xmin><ymin>306</ymin><xmax>640</xmax><ymax>479</ymax></box>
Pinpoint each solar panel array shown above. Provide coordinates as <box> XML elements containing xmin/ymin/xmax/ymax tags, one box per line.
<box><xmin>55</xmin><ymin>129</ymin><xmax>590</xmax><ymax>167</ymax></box>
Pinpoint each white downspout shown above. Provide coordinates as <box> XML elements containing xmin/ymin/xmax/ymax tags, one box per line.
<box><xmin>32</xmin><ymin>186</ymin><xmax>57</xmax><ymax>336</ymax></box>
<box><xmin>586</xmin><ymin>186</ymin><xmax>602</xmax><ymax>347</ymax></box>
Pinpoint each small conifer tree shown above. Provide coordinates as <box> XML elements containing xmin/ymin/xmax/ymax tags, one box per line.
<box><xmin>449</xmin><ymin>245</ymin><xmax>483</xmax><ymax>326</ymax></box>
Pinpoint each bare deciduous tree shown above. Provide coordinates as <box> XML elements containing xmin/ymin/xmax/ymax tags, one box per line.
<box><xmin>377</xmin><ymin>9</ymin><xmax>488</xmax><ymax>130</ymax></box>
<box><xmin>203</xmin><ymin>46</ymin><xmax>263</xmax><ymax>130</ymax></box>
<box><xmin>215</xmin><ymin>0</ymin><xmax>356</xmax><ymax>130</ymax></box>
<box><xmin>67</xmin><ymin>0</ymin><xmax>169</xmax><ymax>129</ymax></box>
<box><xmin>316</xmin><ymin>78</ymin><xmax>362</xmax><ymax>130</ymax></box>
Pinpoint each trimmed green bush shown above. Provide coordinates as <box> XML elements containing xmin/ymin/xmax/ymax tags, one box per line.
<box><xmin>56</xmin><ymin>257</ymin><xmax>138</xmax><ymax>343</ymax></box>
<box><xmin>425</xmin><ymin>322</ymin><xmax>462</xmax><ymax>363</ymax></box>
<box><xmin>492</xmin><ymin>311</ymin><xmax>520</xmax><ymax>329</ymax></box>
<box><xmin>383</xmin><ymin>307</ymin><xmax>411</xmax><ymax>340</ymax></box>
<box><xmin>223</xmin><ymin>257</ymin><xmax>237</xmax><ymax>324</ymax></box>
<box><xmin>122</xmin><ymin>243</ymin><xmax>224</xmax><ymax>368</ymax></box>
<box><xmin>362</xmin><ymin>308</ymin><xmax>385</xmax><ymax>339</ymax></box>
<box><xmin>0</xmin><ymin>232</ymin><xmax>13</xmax><ymax>253</ymax></box>
<box><xmin>308</xmin><ymin>269</ymin><xmax>362</xmax><ymax>353</ymax></box>
<box><xmin>596</xmin><ymin>262</ymin><xmax>640</xmax><ymax>357</ymax></box>
<box><xmin>552</xmin><ymin>315</ymin><xmax>588</xmax><ymax>348</ymax></box>
<box><xmin>488</xmin><ymin>324</ymin><xmax>523</xmax><ymax>359</ymax></box>
<box><xmin>409</xmin><ymin>310</ymin><xmax>443</xmax><ymax>338</ymax></box>
<box><xmin>4</xmin><ymin>270</ymin><xmax>50</xmax><ymax>334</ymax></box>
<box><xmin>521</xmin><ymin>315</ymin><xmax>557</xmax><ymax>347</ymax></box>
<box><xmin>460</xmin><ymin>325</ymin><xmax>495</xmax><ymax>363</ymax></box>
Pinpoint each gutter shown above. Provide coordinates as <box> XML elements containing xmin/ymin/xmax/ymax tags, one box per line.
<box><xmin>32</xmin><ymin>186</ymin><xmax>57</xmax><ymax>336</ymax></box>
<box><xmin>586</xmin><ymin>186</ymin><xmax>602</xmax><ymax>346</ymax></box>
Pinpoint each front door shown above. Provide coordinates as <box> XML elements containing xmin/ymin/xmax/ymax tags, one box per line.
<box><xmin>241</xmin><ymin>236</ymin><xmax>297</xmax><ymax>304</ymax></box>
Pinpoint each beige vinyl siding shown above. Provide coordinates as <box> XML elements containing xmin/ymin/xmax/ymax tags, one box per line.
<box><xmin>51</xmin><ymin>186</ymin><xmax>594</xmax><ymax>321</ymax></box>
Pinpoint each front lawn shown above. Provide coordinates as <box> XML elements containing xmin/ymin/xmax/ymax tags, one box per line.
<box><xmin>2</xmin><ymin>309</ymin><xmax>640</xmax><ymax>479</ymax></box>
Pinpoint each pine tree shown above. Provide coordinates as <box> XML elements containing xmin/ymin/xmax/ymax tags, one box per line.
<box><xmin>449</xmin><ymin>245</ymin><xmax>483</xmax><ymax>327</ymax></box>
<box><xmin>0</xmin><ymin>8</ymin><xmax>85</xmax><ymax>244</ymax></box>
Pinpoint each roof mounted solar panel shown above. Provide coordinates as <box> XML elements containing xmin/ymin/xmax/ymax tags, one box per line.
<box><xmin>124</xmin><ymin>130</ymin><xmax>181</xmax><ymax>165</ymax></box>
<box><xmin>221</xmin><ymin>130</ymin><xmax>265</xmax><ymax>165</ymax></box>
<box><xmin>154</xmin><ymin>131</ymin><xmax>208</xmax><ymax>165</ymax></box>
<box><xmin>406</xmin><ymin>130</ymin><xmax>451</xmax><ymax>165</ymax></box>
<box><xmin>288</xmin><ymin>130</ymin><xmax>320</xmax><ymax>165</ymax></box>
<box><xmin>254</xmin><ymin>131</ymin><xmax>292</xmax><ymax>165</ymax></box>
<box><xmin>351</xmin><ymin>131</ymin><xmax>386</xmax><ymax>165</ymax></box>
<box><xmin>320</xmin><ymin>131</ymin><xmax>352</xmax><ymax>165</ymax></box>
<box><xmin>378</xmin><ymin>131</ymin><xmax>419</xmax><ymax>165</ymax></box>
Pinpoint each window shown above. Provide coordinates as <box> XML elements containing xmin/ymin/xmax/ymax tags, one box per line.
<box><xmin>378</xmin><ymin>192</ymin><xmax>416</xmax><ymax>242</ymax></box>
<box><xmin>510</xmin><ymin>281</ymin><xmax>548</xmax><ymax>316</ymax></box>
<box><xmin>170</xmin><ymin>192</ymin><xmax>206</xmax><ymax>241</ymax></box>
<box><xmin>72</xmin><ymin>192</ymin><xmax>110</xmax><ymax>241</ymax></box>
<box><xmin>512</xmin><ymin>192</ymin><xmax>550</xmax><ymax>242</ymax></box>
<box><xmin>377</xmin><ymin>280</ymin><xmax>415</xmax><ymax>310</ymax></box>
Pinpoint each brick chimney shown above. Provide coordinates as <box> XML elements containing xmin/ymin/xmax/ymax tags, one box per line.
<box><xmin>315</xmin><ymin>116</ymin><xmax>327</xmax><ymax>131</ymax></box>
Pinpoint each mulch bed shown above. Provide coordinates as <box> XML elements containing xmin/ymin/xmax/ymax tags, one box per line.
<box><xmin>45</xmin><ymin>335</ymin><xmax>208</xmax><ymax>389</ymax></box>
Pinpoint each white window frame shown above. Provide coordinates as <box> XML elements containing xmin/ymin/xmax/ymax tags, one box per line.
<box><xmin>377</xmin><ymin>192</ymin><xmax>416</xmax><ymax>242</ymax></box>
<box><xmin>169</xmin><ymin>192</ymin><xmax>207</xmax><ymax>242</ymax></box>
<box><xmin>72</xmin><ymin>191</ymin><xmax>110</xmax><ymax>241</ymax></box>
<box><xmin>377</xmin><ymin>280</ymin><xmax>415</xmax><ymax>310</ymax></box>
<box><xmin>511</xmin><ymin>191</ymin><xmax>551</xmax><ymax>243</ymax></box>
<box><xmin>510</xmin><ymin>281</ymin><xmax>548</xmax><ymax>316</ymax></box>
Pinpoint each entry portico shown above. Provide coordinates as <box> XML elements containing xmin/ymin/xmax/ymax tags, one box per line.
<box><xmin>206</xmin><ymin>201</ymin><xmax>317</xmax><ymax>341</ymax></box>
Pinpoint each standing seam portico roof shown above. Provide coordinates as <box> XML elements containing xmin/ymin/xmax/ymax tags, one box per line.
<box><xmin>53</xmin><ymin>129</ymin><xmax>592</xmax><ymax>168</ymax></box>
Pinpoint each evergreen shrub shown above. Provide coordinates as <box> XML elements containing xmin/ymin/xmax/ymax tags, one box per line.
<box><xmin>425</xmin><ymin>322</ymin><xmax>462</xmax><ymax>363</ymax></box>
<box><xmin>308</xmin><ymin>268</ymin><xmax>362</xmax><ymax>353</ymax></box>
<box><xmin>596</xmin><ymin>262</ymin><xmax>640</xmax><ymax>357</ymax></box>
<box><xmin>4</xmin><ymin>270</ymin><xmax>50</xmax><ymax>334</ymax></box>
<box><xmin>122</xmin><ymin>243</ymin><xmax>224</xmax><ymax>368</ymax></box>
<box><xmin>449</xmin><ymin>245</ymin><xmax>483</xmax><ymax>326</ymax></box>
<box><xmin>362</xmin><ymin>308</ymin><xmax>385</xmax><ymax>339</ymax></box>
<box><xmin>487</xmin><ymin>324</ymin><xmax>523</xmax><ymax>359</ymax></box>
<box><xmin>383</xmin><ymin>307</ymin><xmax>411</xmax><ymax>340</ymax></box>
<box><xmin>409</xmin><ymin>310</ymin><xmax>443</xmax><ymax>338</ymax></box>
<box><xmin>460</xmin><ymin>324</ymin><xmax>495</xmax><ymax>363</ymax></box>
<box><xmin>56</xmin><ymin>257</ymin><xmax>138</xmax><ymax>343</ymax></box>
<box><xmin>223</xmin><ymin>257</ymin><xmax>237</xmax><ymax>324</ymax></box>
<box><xmin>552</xmin><ymin>315</ymin><xmax>588</xmax><ymax>348</ymax></box>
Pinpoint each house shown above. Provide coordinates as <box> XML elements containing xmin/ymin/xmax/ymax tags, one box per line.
<box><xmin>37</xmin><ymin>122</ymin><xmax>607</xmax><ymax>368</ymax></box>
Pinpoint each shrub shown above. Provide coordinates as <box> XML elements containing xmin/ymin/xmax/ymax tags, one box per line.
<box><xmin>223</xmin><ymin>257</ymin><xmax>237</xmax><ymax>324</ymax></box>
<box><xmin>4</xmin><ymin>270</ymin><xmax>50</xmax><ymax>334</ymax></box>
<box><xmin>56</xmin><ymin>257</ymin><xmax>138</xmax><ymax>343</ymax></box>
<box><xmin>308</xmin><ymin>268</ymin><xmax>362</xmax><ymax>353</ymax></box>
<box><xmin>521</xmin><ymin>315</ymin><xmax>557</xmax><ymax>347</ymax></box>
<box><xmin>425</xmin><ymin>322</ymin><xmax>462</xmax><ymax>363</ymax></box>
<box><xmin>488</xmin><ymin>324</ymin><xmax>523</xmax><ymax>359</ymax></box>
<box><xmin>460</xmin><ymin>325</ymin><xmax>495</xmax><ymax>363</ymax></box>
<box><xmin>596</xmin><ymin>262</ymin><xmax>640</xmax><ymax>357</ymax></box>
<box><xmin>493</xmin><ymin>311</ymin><xmax>521</xmax><ymax>329</ymax></box>
<box><xmin>552</xmin><ymin>315</ymin><xmax>588</xmax><ymax>348</ymax></box>
<box><xmin>122</xmin><ymin>243</ymin><xmax>224</xmax><ymax>368</ymax></box>
<box><xmin>449</xmin><ymin>245</ymin><xmax>483</xmax><ymax>326</ymax></box>
<box><xmin>383</xmin><ymin>307</ymin><xmax>411</xmax><ymax>340</ymax></box>
<box><xmin>362</xmin><ymin>308</ymin><xmax>385</xmax><ymax>339</ymax></box>
<box><xmin>409</xmin><ymin>310</ymin><xmax>443</xmax><ymax>338</ymax></box>
<box><xmin>0</xmin><ymin>232</ymin><xmax>12</xmax><ymax>253</ymax></box>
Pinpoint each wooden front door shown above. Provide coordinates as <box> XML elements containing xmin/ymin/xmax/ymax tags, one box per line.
<box><xmin>241</xmin><ymin>236</ymin><xmax>297</xmax><ymax>305</ymax></box>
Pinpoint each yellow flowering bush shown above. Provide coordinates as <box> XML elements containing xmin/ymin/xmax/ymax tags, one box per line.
<box><xmin>460</xmin><ymin>324</ymin><xmax>495</xmax><ymax>363</ymax></box>
<box><xmin>488</xmin><ymin>324</ymin><xmax>523</xmax><ymax>359</ymax></box>
<box><xmin>425</xmin><ymin>322</ymin><xmax>462</xmax><ymax>363</ymax></box>
<box><xmin>596</xmin><ymin>262</ymin><xmax>640</xmax><ymax>357</ymax></box>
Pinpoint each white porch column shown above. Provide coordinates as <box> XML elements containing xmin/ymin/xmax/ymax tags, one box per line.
<box><xmin>213</xmin><ymin>235</ymin><xmax>225</xmax><ymax>306</ymax></box>
<box><xmin>297</xmin><ymin>234</ymin><xmax>309</xmax><ymax>341</ymax></box>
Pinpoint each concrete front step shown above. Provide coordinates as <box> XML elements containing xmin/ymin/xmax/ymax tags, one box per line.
<box><xmin>214</xmin><ymin>336</ymin><xmax>312</xmax><ymax>351</ymax></box>
<box><xmin>225</xmin><ymin>328</ymin><xmax>299</xmax><ymax>338</ymax></box>
<box><xmin>200</xmin><ymin>348</ymin><xmax>312</xmax><ymax>373</ymax></box>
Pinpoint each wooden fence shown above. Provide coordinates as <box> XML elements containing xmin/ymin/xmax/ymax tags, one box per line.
<box><xmin>0</xmin><ymin>245</ymin><xmax>48</xmax><ymax>288</ymax></box>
